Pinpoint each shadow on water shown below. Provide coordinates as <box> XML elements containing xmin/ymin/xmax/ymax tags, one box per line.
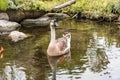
<box><xmin>0</xmin><ymin>20</ymin><xmax>120</xmax><ymax>80</ymax></box>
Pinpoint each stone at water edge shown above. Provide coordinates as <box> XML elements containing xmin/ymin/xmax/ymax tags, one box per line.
<box><xmin>21</xmin><ymin>16</ymin><xmax>51</xmax><ymax>28</ymax></box>
<box><xmin>0</xmin><ymin>20</ymin><xmax>21</xmax><ymax>32</ymax></box>
<box><xmin>8</xmin><ymin>31</ymin><xmax>28</xmax><ymax>42</ymax></box>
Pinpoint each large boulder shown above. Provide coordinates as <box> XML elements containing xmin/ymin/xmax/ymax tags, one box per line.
<box><xmin>6</xmin><ymin>10</ymin><xmax>25</xmax><ymax>22</ymax></box>
<box><xmin>21</xmin><ymin>16</ymin><xmax>51</xmax><ymax>28</ymax></box>
<box><xmin>0</xmin><ymin>20</ymin><xmax>21</xmax><ymax>32</ymax></box>
<box><xmin>23</xmin><ymin>10</ymin><xmax>46</xmax><ymax>19</ymax></box>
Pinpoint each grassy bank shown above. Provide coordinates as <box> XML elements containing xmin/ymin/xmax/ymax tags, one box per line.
<box><xmin>69</xmin><ymin>0</ymin><xmax>120</xmax><ymax>17</ymax></box>
<box><xmin>0</xmin><ymin>0</ymin><xmax>120</xmax><ymax>18</ymax></box>
<box><xmin>16</xmin><ymin>0</ymin><xmax>120</xmax><ymax>15</ymax></box>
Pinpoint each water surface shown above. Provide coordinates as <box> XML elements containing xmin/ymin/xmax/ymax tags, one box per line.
<box><xmin>0</xmin><ymin>20</ymin><xmax>120</xmax><ymax>80</ymax></box>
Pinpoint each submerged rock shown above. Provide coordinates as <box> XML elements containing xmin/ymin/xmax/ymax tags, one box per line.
<box><xmin>0</xmin><ymin>20</ymin><xmax>21</xmax><ymax>32</ymax></box>
<box><xmin>8</xmin><ymin>31</ymin><xmax>27</xmax><ymax>42</ymax></box>
<box><xmin>21</xmin><ymin>16</ymin><xmax>51</xmax><ymax>28</ymax></box>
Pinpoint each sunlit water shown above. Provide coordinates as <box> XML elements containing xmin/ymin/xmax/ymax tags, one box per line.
<box><xmin>0</xmin><ymin>20</ymin><xmax>120</xmax><ymax>80</ymax></box>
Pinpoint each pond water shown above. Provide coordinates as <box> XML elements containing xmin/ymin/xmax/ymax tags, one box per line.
<box><xmin>0</xmin><ymin>19</ymin><xmax>120</xmax><ymax>80</ymax></box>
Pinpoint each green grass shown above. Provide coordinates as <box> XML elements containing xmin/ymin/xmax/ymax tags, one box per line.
<box><xmin>0</xmin><ymin>0</ymin><xmax>120</xmax><ymax>18</ymax></box>
<box><xmin>0</xmin><ymin>0</ymin><xmax>8</xmax><ymax>10</ymax></box>
<box><xmin>16</xmin><ymin>0</ymin><xmax>119</xmax><ymax>17</ymax></box>
<box><xmin>62</xmin><ymin>0</ymin><xmax>120</xmax><ymax>17</ymax></box>
<box><xmin>14</xmin><ymin>0</ymin><xmax>69</xmax><ymax>11</ymax></box>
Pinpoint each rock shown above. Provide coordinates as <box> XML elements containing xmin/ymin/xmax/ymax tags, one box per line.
<box><xmin>8</xmin><ymin>31</ymin><xmax>27</xmax><ymax>42</ymax></box>
<box><xmin>0</xmin><ymin>13</ymin><xmax>9</xmax><ymax>20</ymax></box>
<box><xmin>0</xmin><ymin>20</ymin><xmax>21</xmax><ymax>32</ymax></box>
<box><xmin>6</xmin><ymin>10</ymin><xmax>25</xmax><ymax>22</ymax></box>
<box><xmin>23</xmin><ymin>10</ymin><xmax>34</xmax><ymax>19</ymax></box>
<box><xmin>21</xmin><ymin>13</ymin><xmax>70</xmax><ymax>28</ymax></box>
<box><xmin>24</xmin><ymin>10</ymin><xmax>46</xmax><ymax>19</ymax></box>
<box><xmin>21</xmin><ymin>16</ymin><xmax>51</xmax><ymax>28</ymax></box>
<box><xmin>44</xmin><ymin>13</ymin><xmax>70</xmax><ymax>20</ymax></box>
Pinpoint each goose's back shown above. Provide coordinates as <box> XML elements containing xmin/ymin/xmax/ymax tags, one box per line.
<box><xmin>47</xmin><ymin>37</ymin><xmax>68</xmax><ymax>56</ymax></box>
<box><xmin>56</xmin><ymin>37</ymin><xmax>67</xmax><ymax>51</ymax></box>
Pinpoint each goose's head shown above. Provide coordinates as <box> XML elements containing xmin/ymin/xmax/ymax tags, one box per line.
<box><xmin>50</xmin><ymin>19</ymin><xmax>58</xmax><ymax>28</ymax></box>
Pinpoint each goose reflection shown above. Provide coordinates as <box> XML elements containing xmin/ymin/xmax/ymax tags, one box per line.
<box><xmin>47</xmin><ymin>19</ymin><xmax>71</xmax><ymax>80</ymax></box>
<box><xmin>86</xmin><ymin>32</ymin><xmax>109</xmax><ymax>72</ymax></box>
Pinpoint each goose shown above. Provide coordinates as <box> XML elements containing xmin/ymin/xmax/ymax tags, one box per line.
<box><xmin>47</xmin><ymin>19</ymin><xmax>71</xmax><ymax>56</ymax></box>
<box><xmin>47</xmin><ymin>19</ymin><xmax>71</xmax><ymax>80</ymax></box>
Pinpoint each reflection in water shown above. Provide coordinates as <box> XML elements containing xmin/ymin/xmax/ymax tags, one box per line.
<box><xmin>0</xmin><ymin>33</ymin><xmax>49</xmax><ymax>80</ymax></box>
<box><xmin>1</xmin><ymin>62</ymin><xmax>27</xmax><ymax>80</ymax></box>
<box><xmin>0</xmin><ymin>47</ymin><xmax>48</xmax><ymax>80</ymax></box>
<box><xmin>86</xmin><ymin>32</ymin><xmax>109</xmax><ymax>72</ymax></box>
<box><xmin>47</xmin><ymin>53</ymin><xmax>70</xmax><ymax>80</ymax></box>
<box><xmin>0</xmin><ymin>20</ymin><xmax>120</xmax><ymax>80</ymax></box>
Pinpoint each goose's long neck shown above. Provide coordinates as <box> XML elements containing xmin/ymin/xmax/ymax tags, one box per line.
<box><xmin>50</xmin><ymin>27</ymin><xmax>56</xmax><ymax>42</ymax></box>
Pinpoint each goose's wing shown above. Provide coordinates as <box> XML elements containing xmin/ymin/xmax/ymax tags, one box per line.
<box><xmin>56</xmin><ymin>37</ymin><xmax>67</xmax><ymax>51</ymax></box>
<box><xmin>55</xmin><ymin>37</ymin><xmax>71</xmax><ymax>57</ymax></box>
<box><xmin>47</xmin><ymin>37</ymin><xmax>70</xmax><ymax>56</ymax></box>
